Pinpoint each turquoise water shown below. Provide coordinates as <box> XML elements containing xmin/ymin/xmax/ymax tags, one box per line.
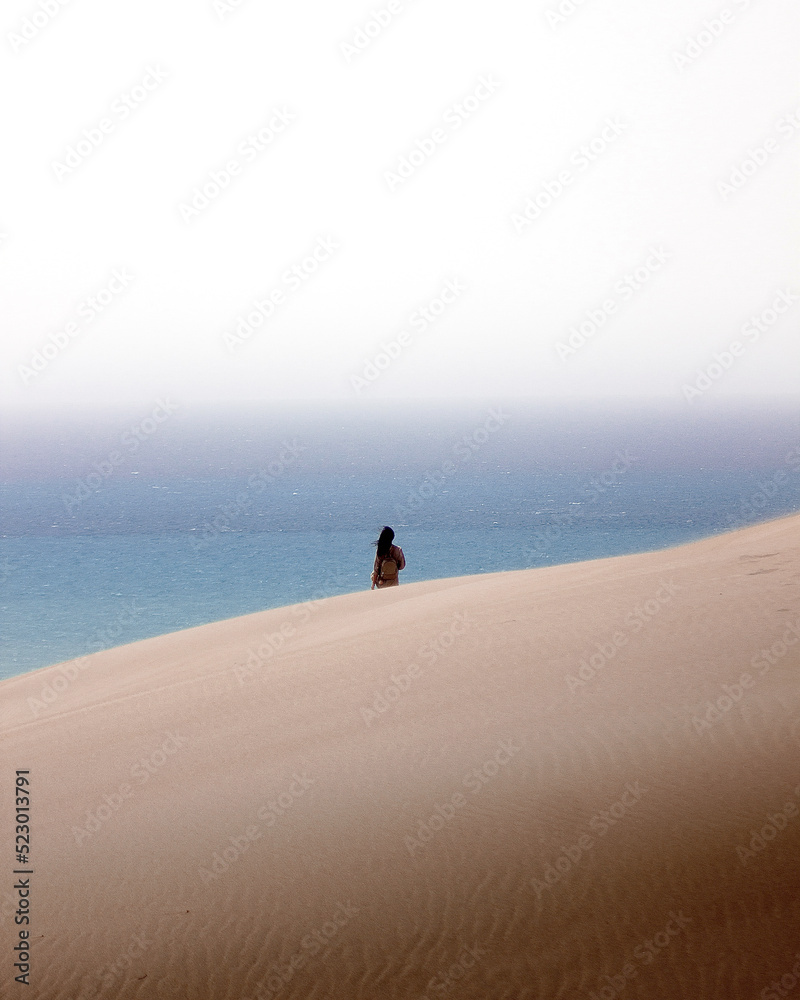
<box><xmin>2</xmin><ymin>464</ymin><xmax>798</xmax><ymax>678</ymax></box>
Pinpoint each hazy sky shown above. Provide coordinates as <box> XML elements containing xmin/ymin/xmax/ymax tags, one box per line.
<box><xmin>1</xmin><ymin>0</ymin><xmax>798</xmax><ymax>414</ymax></box>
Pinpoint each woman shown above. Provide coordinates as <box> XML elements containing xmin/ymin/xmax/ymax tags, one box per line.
<box><xmin>370</xmin><ymin>526</ymin><xmax>406</xmax><ymax>589</ymax></box>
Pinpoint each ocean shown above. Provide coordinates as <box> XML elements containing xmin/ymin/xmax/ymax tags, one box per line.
<box><xmin>1</xmin><ymin>401</ymin><xmax>798</xmax><ymax>678</ymax></box>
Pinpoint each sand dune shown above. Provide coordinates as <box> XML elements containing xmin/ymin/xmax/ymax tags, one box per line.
<box><xmin>2</xmin><ymin>514</ymin><xmax>799</xmax><ymax>999</ymax></box>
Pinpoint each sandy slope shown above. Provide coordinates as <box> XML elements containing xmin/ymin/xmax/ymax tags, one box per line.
<box><xmin>1</xmin><ymin>514</ymin><xmax>799</xmax><ymax>1000</ymax></box>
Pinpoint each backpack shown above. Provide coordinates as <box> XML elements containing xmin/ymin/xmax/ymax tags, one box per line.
<box><xmin>378</xmin><ymin>551</ymin><xmax>398</xmax><ymax>584</ymax></box>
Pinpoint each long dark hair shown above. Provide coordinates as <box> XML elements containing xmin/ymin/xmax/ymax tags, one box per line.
<box><xmin>375</xmin><ymin>526</ymin><xmax>394</xmax><ymax>558</ymax></box>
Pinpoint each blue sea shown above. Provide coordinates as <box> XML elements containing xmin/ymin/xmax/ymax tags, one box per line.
<box><xmin>1</xmin><ymin>401</ymin><xmax>798</xmax><ymax>679</ymax></box>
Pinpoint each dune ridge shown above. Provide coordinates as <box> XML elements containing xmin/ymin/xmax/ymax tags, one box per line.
<box><xmin>2</xmin><ymin>513</ymin><xmax>799</xmax><ymax>999</ymax></box>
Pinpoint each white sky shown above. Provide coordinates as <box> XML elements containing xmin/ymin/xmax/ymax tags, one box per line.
<box><xmin>1</xmin><ymin>0</ymin><xmax>798</xmax><ymax>413</ymax></box>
